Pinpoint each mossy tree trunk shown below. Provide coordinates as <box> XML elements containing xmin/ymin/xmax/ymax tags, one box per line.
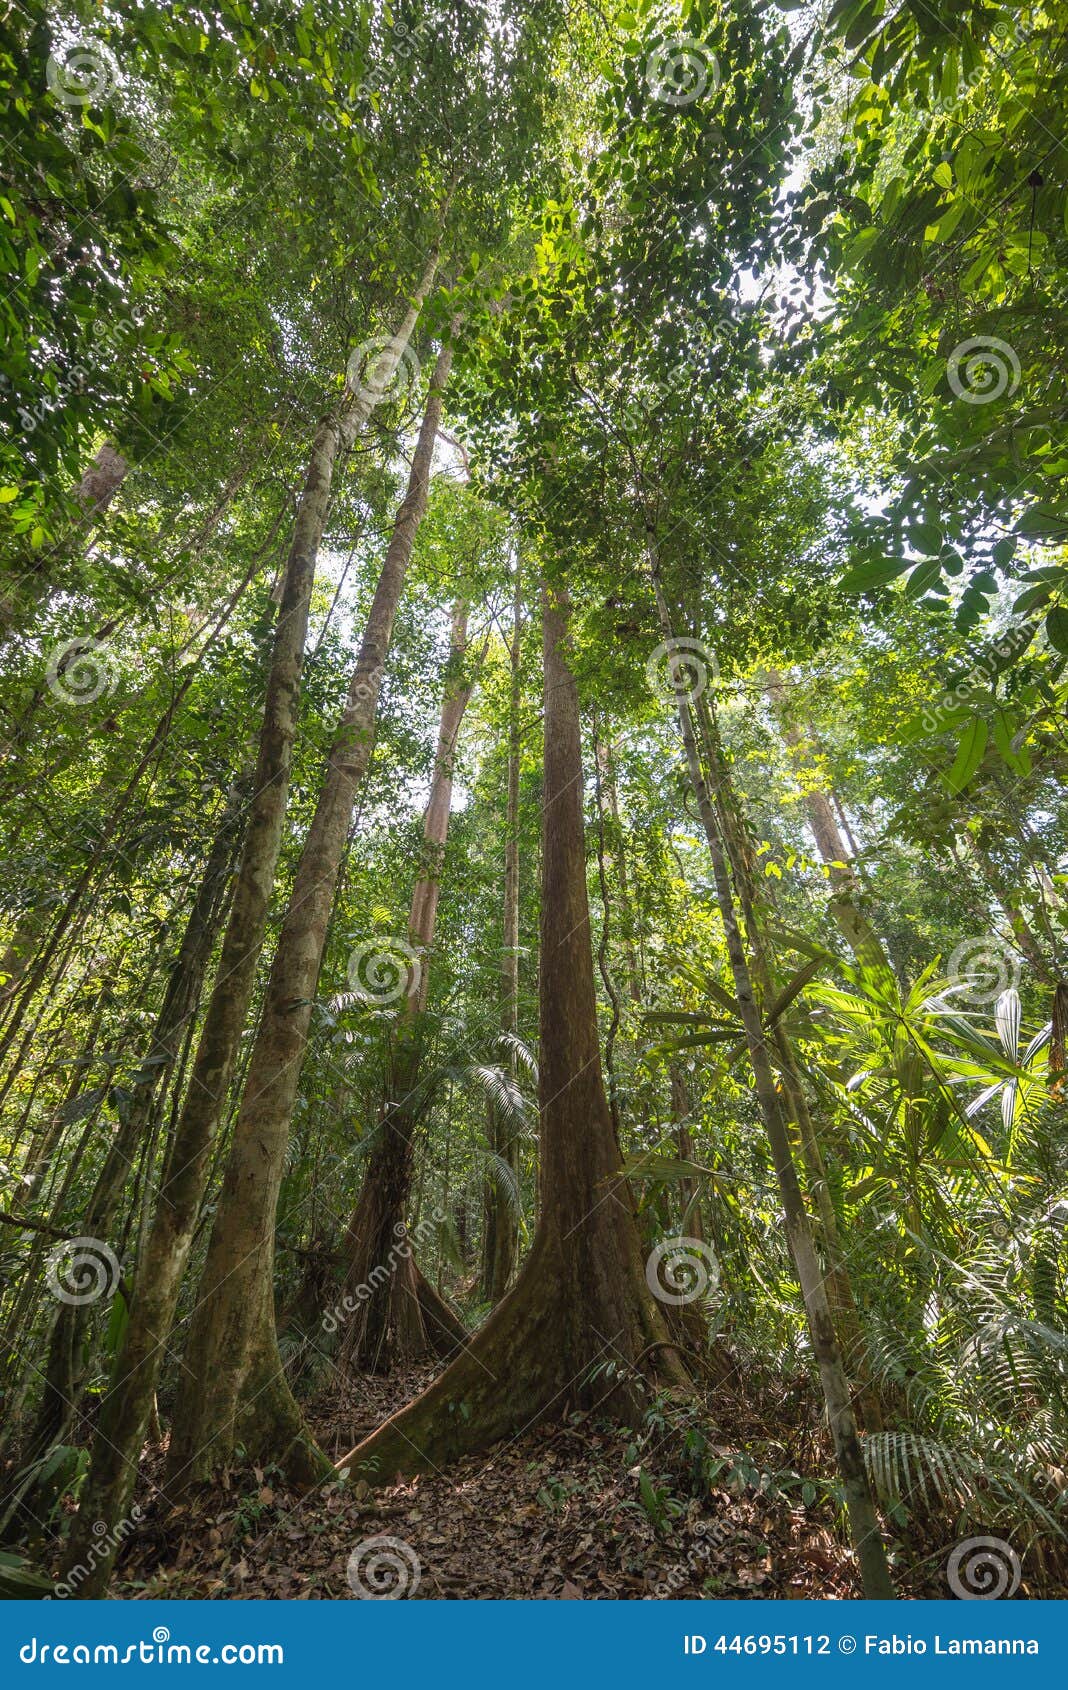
<box><xmin>335</xmin><ymin>583</ymin><xmax>689</xmax><ymax>1483</ymax></box>
<box><xmin>764</xmin><ymin>670</ymin><xmax>892</xmax><ymax>976</ymax></box>
<box><xmin>482</xmin><ymin>563</ymin><xmax>524</xmax><ymax>1302</ymax></box>
<box><xmin>164</xmin><ymin>335</ymin><xmax>456</xmax><ymax>1492</ymax></box>
<box><xmin>61</xmin><ymin>267</ymin><xmax>437</xmax><ymax>1596</ymax></box>
<box><xmin>648</xmin><ymin>548</ymin><xmax>894</xmax><ymax>1601</ymax></box>
<box><xmin>340</xmin><ymin>600</ymin><xmax>478</xmax><ymax>1373</ymax></box>
<box><xmin>27</xmin><ymin>780</ymin><xmax>244</xmax><ymax>1466</ymax></box>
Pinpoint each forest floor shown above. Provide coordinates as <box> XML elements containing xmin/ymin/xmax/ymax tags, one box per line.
<box><xmin>102</xmin><ymin>1362</ymin><xmax>961</xmax><ymax>1601</ymax></box>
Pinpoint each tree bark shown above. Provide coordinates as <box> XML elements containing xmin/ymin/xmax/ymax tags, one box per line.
<box><xmin>483</xmin><ymin>564</ymin><xmax>524</xmax><ymax>1302</ymax></box>
<box><xmin>61</xmin><ymin>267</ymin><xmax>438</xmax><ymax>1595</ymax></box>
<box><xmin>74</xmin><ymin>442</ymin><xmax>129</xmax><ymax>514</ymax></box>
<box><xmin>339</xmin><ymin>600</ymin><xmax>477</xmax><ymax>1373</ymax></box>
<box><xmin>164</xmin><ymin>335</ymin><xmax>457</xmax><ymax>1491</ymax></box>
<box><xmin>696</xmin><ymin>692</ymin><xmax>884</xmax><ymax>1433</ymax></box>
<box><xmin>649</xmin><ymin>553</ymin><xmax>893</xmax><ymax>1600</ymax></box>
<box><xmin>764</xmin><ymin>670</ymin><xmax>892</xmax><ymax>976</ymax></box>
<box><xmin>334</xmin><ymin>583</ymin><xmax>689</xmax><ymax>1483</ymax></box>
<box><xmin>669</xmin><ymin>1066</ymin><xmax>704</xmax><ymax>1243</ymax></box>
<box><xmin>25</xmin><ymin>781</ymin><xmax>243</xmax><ymax>1470</ymax></box>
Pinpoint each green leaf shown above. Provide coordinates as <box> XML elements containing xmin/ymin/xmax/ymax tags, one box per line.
<box><xmin>944</xmin><ymin>717</ymin><xmax>988</xmax><ymax>793</ymax></box>
<box><xmin>1012</xmin><ymin>584</ymin><xmax>1051</xmax><ymax>616</ymax></box>
<box><xmin>840</xmin><ymin>557</ymin><xmax>909</xmax><ymax>593</ymax></box>
<box><xmin>991</xmin><ymin>708</ymin><xmax>1029</xmax><ymax>776</ymax></box>
<box><xmin>1045</xmin><ymin>606</ymin><xmax>1068</xmax><ymax>655</ymax></box>
<box><xmin>1016</xmin><ymin>507</ymin><xmax>1068</xmax><ymax>543</ymax></box>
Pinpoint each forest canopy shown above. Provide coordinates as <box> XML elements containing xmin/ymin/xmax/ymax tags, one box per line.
<box><xmin>0</xmin><ymin>0</ymin><xmax>1066</xmax><ymax>1604</ymax></box>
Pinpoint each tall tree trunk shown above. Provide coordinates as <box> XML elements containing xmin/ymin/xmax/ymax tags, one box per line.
<box><xmin>669</xmin><ymin>1065</ymin><xmax>704</xmax><ymax>1243</ymax></box>
<box><xmin>591</xmin><ymin>712</ymin><xmax>626</xmax><ymax>1139</ymax></box>
<box><xmin>339</xmin><ymin>600</ymin><xmax>477</xmax><ymax>1374</ymax></box>
<box><xmin>24</xmin><ymin>781</ymin><xmax>243</xmax><ymax>1471</ymax></box>
<box><xmin>696</xmin><ymin>693</ymin><xmax>884</xmax><ymax>1433</ymax></box>
<box><xmin>596</xmin><ymin>733</ymin><xmax>643</xmax><ymax>1003</ymax></box>
<box><xmin>764</xmin><ymin>670</ymin><xmax>892</xmax><ymax>975</ymax></box>
<box><xmin>164</xmin><ymin>334</ymin><xmax>457</xmax><ymax>1491</ymax></box>
<box><xmin>483</xmin><ymin>565</ymin><xmax>524</xmax><ymax>1301</ymax></box>
<box><xmin>61</xmin><ymin>266</ymin><xmax>437</xmax><ymax>1596</ymax></box>
<box><xmin>335</xmin><ymin>583</ymin><xmax>689</xmax><ymax>1482</ymax></box>
<box><xmin>649</xmin><ymin>554</ymin><xmax>893</xmax><ymax>1600</ymax></box>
